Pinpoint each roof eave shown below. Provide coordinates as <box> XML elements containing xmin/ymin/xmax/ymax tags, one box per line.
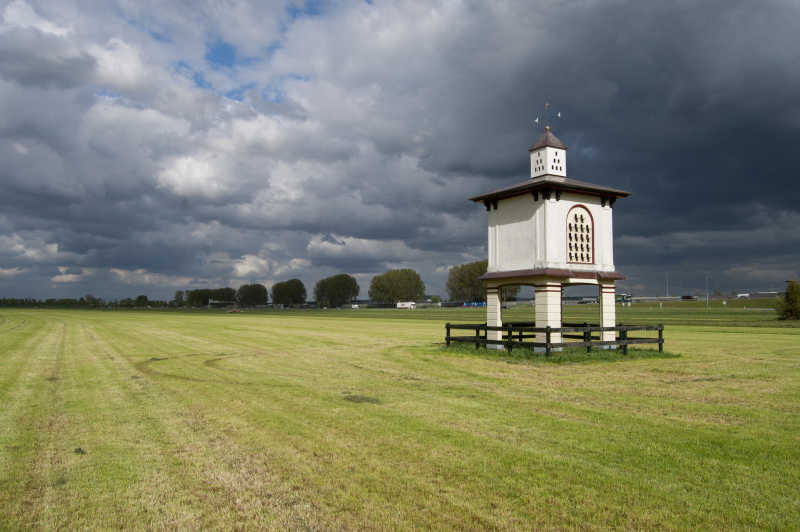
<box><xmin>469</xmin><ymin>178</ymin><xmax>631</xmax><ymax>203</ymax></box>
<box><xmin>528</xmin><ymin>143</ymin><xmax>567</xmax><ymax>152</ymax></box>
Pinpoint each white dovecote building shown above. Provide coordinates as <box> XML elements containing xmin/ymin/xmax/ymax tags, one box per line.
<box><xmin>469</xmin><ymin>126</ymin><xmax>630</xmax><ymax>348</ymax></box>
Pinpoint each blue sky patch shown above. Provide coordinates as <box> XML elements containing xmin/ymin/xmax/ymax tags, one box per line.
<box><xmin>173</xmin><ymin>61</ymin><xmax>212</xmax><ymax>89</ymax></box>
<box><xmin>205</xmin><ymin>37</ymin><xmax>237</xmax><ymax>69</ymax></box>
<box><xmin>193</xmin><ymin>71</ymin><xmax>212</xmax><ymax>90</ymax></box>
<box><xmin>226</xmin><ymin>83</ymin><xmax>257</xmax><ymax>101</ymax></box>
<box><xmin>286</xmin><ymin>0</ymin><xmax>324</xmax><ymax>21</ymax></box>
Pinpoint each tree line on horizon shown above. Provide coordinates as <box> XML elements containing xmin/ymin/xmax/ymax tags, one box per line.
<box><xmin>0</xmin><ymin>260</ymin><xmax>531</xmax><ymax>309</ymax></box>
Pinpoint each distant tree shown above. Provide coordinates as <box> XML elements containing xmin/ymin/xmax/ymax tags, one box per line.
<box><xmin>446</xmin><ymin>260</ymin><xmax>487</xmax><ymax>302</ymax></box>
<box><xmin>777</xmin><ymin>281</ymin><xmax>800</xmax><ymax>320</ymax></box>
<box><xmin>174</xmin><ymin>290</ymin><xmax>185</xmax><ymax>307</ymax></box>
<box><xmin>368</xmin><ymin>269</ymin><xmax>425</xmax><ymax>303</ymax></box>
<box><xmin>186</xmin><ymin>289</ymin><xmax>210</xmax><ymax>307</ymax></box>
<box><xmin>84</xmin><ymin>294</ymin><xmax>102</xmax><ymax>307</ymax></box>
<box><xmin>271</xmin><ymin>279</ymin><xmax>307</xmax><ymax>306</ymax></box>
<box><xmin>314</xmin><ymin>274</ymin><xmax>359</xmax><ymax>308</ymax></box>
<box><xmin>446</xmin><ymin>260</ymin><xmax>519</xmax><ymax>302</ymax></box>
<box><xmin>185</xmin><ymin>289</ymin><xmax>201</xmax><ymax>307</ymax></box>
<box><xmin>211</xmin><ymin>287</ymin><xmax>237</xmax><ymax>302</ymax></box>
<box><xmin>237</xmin><ymin>284</ymin><xmax>268</xmax><ymax>307</ymax></box>
<box><xmin>135</xmin><ymin>294</ymin><xmax>148</xmax><ymax>307</ymax></box>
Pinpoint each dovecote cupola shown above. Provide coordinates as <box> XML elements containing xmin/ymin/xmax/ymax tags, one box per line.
<box><xmin>529</xmin><ymin>125</ymin><xmax>567</xmax><ymax>178</ymax></box>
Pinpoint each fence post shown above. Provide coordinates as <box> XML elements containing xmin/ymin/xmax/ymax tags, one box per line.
<box><xmin>446</xmin><ymin>323</ymin><xmax>451</xmax><ymax>346</ymax></box>
<box><xmin>658</xmin><ymin>324</ymin><xmax>664</xmax><ymax>353</ymax></box>
<box><xmin>545</xmin><ymin>326</ymin><xmax>551</xmax><ymax>357</ymax></box>
<box><xmin>621</xmin><ymin>327</ymin><xmax>628</xmax><ymax>354</ymax></box>
<box><xmin>584</xmin><ymin>322</ymin><xmax>590</xmax><ymax>353</ymax></box>
<box><xmin>507</xmin><ymin>324</ymin><xmax>513</xmax><ymax>353</ymax></box>
<box><xmin>475</xmin><ymin>326</ymin><xmax>480</xmax><ymax>350</ymax></box>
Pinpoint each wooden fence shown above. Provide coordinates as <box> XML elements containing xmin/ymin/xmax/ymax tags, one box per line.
<box><xmin>445</xmin><ymin>321</ymin><xmax>664</xmax><ymax>356</ymax></box>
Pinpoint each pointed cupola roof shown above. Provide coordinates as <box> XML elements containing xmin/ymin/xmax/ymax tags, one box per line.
<box><xmin>528</xmin><ymin>125</ymin><xmax>567</xmax><ymax>151</ymax></box>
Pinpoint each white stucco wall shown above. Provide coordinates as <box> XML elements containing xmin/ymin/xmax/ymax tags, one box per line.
<box><xmin>488</xmin><ymin>191</ymin><xmax>615</xmax><ymax>273</ymax></box>
<box><xmin>487</xmin><ymin>194</ymin><xmax>541</xmax><ymax>271</ymax></box>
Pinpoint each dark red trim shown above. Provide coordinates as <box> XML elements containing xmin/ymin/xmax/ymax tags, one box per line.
<box><xmin>479</xmin><ymin>268</ymin><xmax>625</xmax><ymax>281</ymax></box>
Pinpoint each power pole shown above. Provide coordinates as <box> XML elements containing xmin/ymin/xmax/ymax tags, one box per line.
<box><xmin>705</xmin><ymin>275</ymin><xmax>709</xmax><ymax>310</ymax></box>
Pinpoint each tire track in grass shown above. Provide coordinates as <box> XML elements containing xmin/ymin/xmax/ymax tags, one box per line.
<box><xmin>0</xmin><ymin>315</ymin><xmax>47</xmax><ymax>406</ymax></box>
<box><xmin>0</xmin><ymin>316</ymin><xmax>67</xmax><ymax>529</ymax></box>
<box><xmin>36</xmin><ymin>321</ymin><xmax>210</xmax><ymax>529</ymax></box>
<box><xmin>113</xmin><ymin>317</ymin><xmax>529</xmax><ymax>529</ymax></box>
<box><xmin>88</xmin><ymin>317</ymin><xmax>336</xmax><ymax>529</ymax></box>
<box><xmin>0</xmin><ymin>314</ymin><xmax>57</xmax><ymax>523</ymax></box>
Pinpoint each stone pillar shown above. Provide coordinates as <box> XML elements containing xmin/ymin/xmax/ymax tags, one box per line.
<box><xmin>599</xmin><ymin>281</ymin><xmax>616</xmax><ymax>345</ymax></box>
<box><xmin>486</xmin><ymin>287</ymin><xmax>503</xmax><ymax>349</ymax></box>
<box><xmin>535</xmin><ymin>281</ymin><xmax>562</xmax><ymax>349</ymax></box>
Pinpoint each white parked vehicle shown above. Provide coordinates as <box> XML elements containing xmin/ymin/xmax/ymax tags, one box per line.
<box><xmin>396</xmin><ymin>301</ymin><xmax>416</xmax><ymax>310</ymax></box>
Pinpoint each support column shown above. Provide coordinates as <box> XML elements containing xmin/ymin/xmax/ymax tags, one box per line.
<box><xmin>599</xmin><ymin>281</ymin><xmax>616</xmax><ymax>346</ymax></box>
<box><xmin>535</xmin><ymin>281</ymin><xmax>562</xmax><ymax>350</ymax></box>
<box><xmin>486</xmin><ymin>287</ymin><xmax>503</xmax><ymax>349</ymax></box>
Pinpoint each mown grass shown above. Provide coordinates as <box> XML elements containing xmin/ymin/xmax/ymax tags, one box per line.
<box><xmin>0</xmin><ymin>308</ymin><xmax>798</xmax><ymax>530</ymax></box>
<box><xmin>444</xmin><ymin>342</ymin><xmax>681</xmax><ymax>365</ymax></box>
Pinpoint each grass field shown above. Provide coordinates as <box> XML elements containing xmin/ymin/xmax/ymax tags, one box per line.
<box><xmin>1</xmin><ymin>306</ymin><xmax>799</xmax><ymax>529</ymax></box>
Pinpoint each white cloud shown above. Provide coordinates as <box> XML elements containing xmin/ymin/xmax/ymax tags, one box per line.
<box><xmin>51</xmin><ymin>267</ymin><xmax>94</xmax><ymax>283</ymax></box>
<box><xmin>157</xmin><ymin>154</ymin><xmax>229</xmax><ymax>198</ymax></box>
<box><xmin>273</xmin><ymin>257</ymin><xmax>311</xmax><ymax>276</ymax></box>
<box><xmin>0</xmin><ymin>234</ymin><xmax>61</xmax><ymax>262</ymax></box>
<box><xmin>0</xmin><ymin>266</ymin><xmax>27</xmax><ymax>278</ymax></box>
<box><xmin>231</xmin><ymin>254</ymin><xmax>310</xmax><ymax>279</ymax></box>
<box><xmin>110</xmin><ymin>268</ymin><xmax>193</xmax><ymax>287</ymax></box>
<box><xmin>307</xmin><ymin>234</ymin><xmax>424</xmax><ymax>262</ymax></box>
<box><xmin>2</xmin><ymin>0</ymin><xmax>70</xmax><ymax>36</ymax></box>
<box><xmin>89</xmin><ymin>38</ymin><xmax>147</xmax><ymax>90</ymax></box>
<box><xmin>232</xmin><ymin>254</ymin><xmax>272</xmax><ymax>278</ymax></box>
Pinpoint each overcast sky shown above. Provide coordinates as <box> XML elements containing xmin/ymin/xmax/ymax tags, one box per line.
<box><xmin>1</xmin><ymin>0</ymin><xmax>798</xmax><ymax>301</ymax></box>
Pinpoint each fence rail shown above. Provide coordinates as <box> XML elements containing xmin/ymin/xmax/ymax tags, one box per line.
<box><xmin>445</xmin><ymin>322</ymin><xmax>664</xmax><ymax>356</ymax></box>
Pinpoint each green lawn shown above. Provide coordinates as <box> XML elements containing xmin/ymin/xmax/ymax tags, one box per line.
<box><xmin>1</xmin><ymin>308</ymin><xmax>798</xmax><ymax>529</ymax></box>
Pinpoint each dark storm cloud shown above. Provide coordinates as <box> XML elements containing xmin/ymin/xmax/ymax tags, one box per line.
<box><xmin>0</xmin><ymin>0</ymin><xmax>798</xmax><ymax>300</ymax></box>
<box><xmin>0</xmin><ymin>27</ymin><xmax>95</xmax><ymax>88</ymax></box>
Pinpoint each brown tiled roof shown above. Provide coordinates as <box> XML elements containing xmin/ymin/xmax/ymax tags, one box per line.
<box><xmin>469</xmin><ymin>175</ymin><xmax>631</xmax><ymax>203</ymax></box>
<box><xmin>528</xmin><ymin>130</ymin><xmax>567</xmax><ymax>151</ymax></box>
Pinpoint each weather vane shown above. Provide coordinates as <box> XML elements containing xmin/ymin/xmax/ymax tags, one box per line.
<box><xmin>534</xmin><ymin>101</ymin><xmax>562</xmax><ymax>130</ymax></box>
